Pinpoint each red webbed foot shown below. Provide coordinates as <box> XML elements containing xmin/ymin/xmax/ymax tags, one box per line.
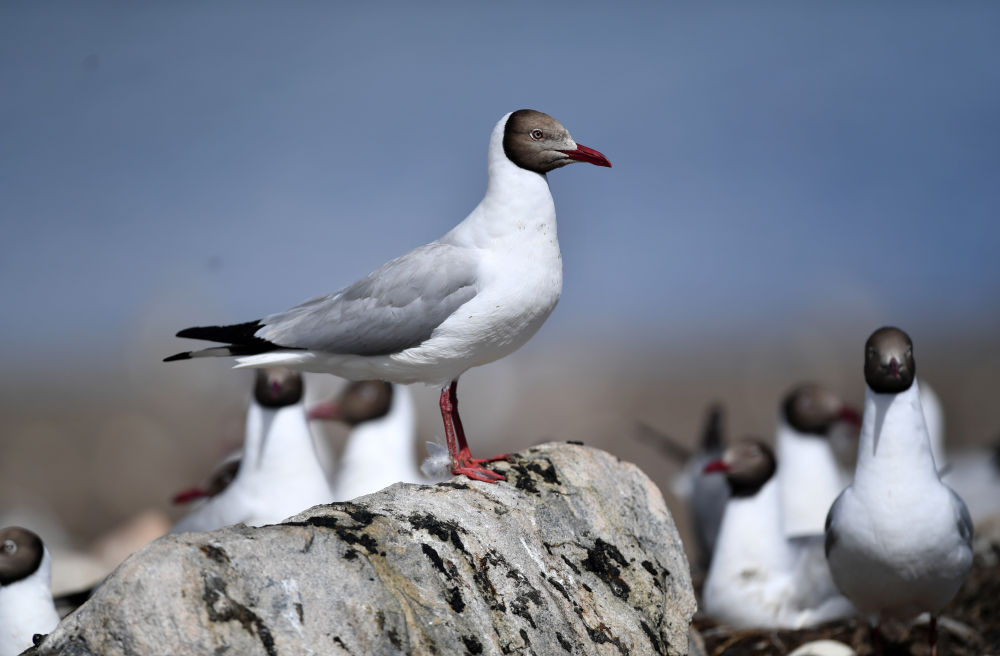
<box><xmin>452</xmin><ymin>452</ymin><xmax>510</xmax><ymax>483</ymax></box>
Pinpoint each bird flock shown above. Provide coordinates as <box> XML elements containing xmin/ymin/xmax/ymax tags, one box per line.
<box><xmin>659</xmin><ymin>326</ymin><xmax>996</xmax><ymax>655</ymax></box>
<box><xmin>2</xmin><ymin>110</ymin><xmax>996</xmax><ymax>656</ymax></box>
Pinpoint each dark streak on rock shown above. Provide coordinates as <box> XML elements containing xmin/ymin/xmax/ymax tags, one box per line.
<box><xmin>586</xmin><ymin>623</ymin><xmax>629</xmax><ymax>655</ymax></box>
<box><xmin>201</xmin><ymin>573</ymin><xmax>277</xmax><ymax>656</ymax></box>
<box><xmin>461</xmin><ymin>635</ymin><xmax>483</xmax><ymax>654</ymax></box>
<box><xmin>547</xmin><ymin>576</ymin><xmax>571</xmax><ymax>602</ymax></box>
<box><xmin>421</xmin><ymin>543</ymin><xmax>449</xmax><ymax>576</ymax></box>
<box><xmin>527</xmin><ymin>460</ymin><xmax>560</xmax><ymax>485</ymax></box>
<box><xmin>387</xmin><ymin>627</ymin><xmax>401</xmax><ymax>649</ymax></box>
<box><xmin>343</xmin><ymin>548</ymin><xmax>359</xmax><ymax>561</ymax></box>
<box><xmin>510</xmin><ymin>596</ymin><xmax>536</xmax><ymax>628</ymax></box>
<box><xmin>519</xmin><ymin>628</ymin><xmax>531</xmax><ymax>645</ymax></box>
<box><xmin>566</xmin><ymin>440</ymin><xmax>584</xmax><ymax>445</ymax></box>
<box><xmin>639</xmin><ymin>620</ymin><xmax>665</xmax><ymax>655</ymax></box>
<box><xmin>286</xmin><ymin>515</ymin><xmax>379</xmax><ymax>554</ymax></box>
<box><xmin>581</xmin><ymin>539</ymin><xmax>631</xmax><ymax>601</ymax></box>
<box><xmin>445</xmin><ymin>586</ymin><xmax>466</xmax><ymax>612</ymax></box>
<box><xmin>408</xmin><ymin>513</ymin><xmax>466</xmax><ymax>552</ymax></box>
<box><xmin>440</xmin><ymin>481</ymin><xmax>471</xmax><ymax>491</ymax></box>
<box><xmin>342</xmin><ymin>505</ymin><xmax>379</xmax><ymax>527</ymax></box>
<box><xmin>641</xmin><ymin>560</ymin><xmax>662</xmax><ymax>589</ymax></box>
<box><xmin>471</xmin><ymin>551</ymin><xmax>507</xmax><ymax>612</ymax></box>
<box><xmin>332</xmin><ymin>635</ymin><xmax>350</xmax><ymax>653</ymax></box>
<box><xmin>560</xmin><ymin>555</ymin><xmax>581</xmax><ymax>575</ymax></box>
<box><xmin>294</xmin><ymin>602</ymin><xmax>304</xmax><ymax>624</ymax></box>
<box><xmin>556</xmin><ymin>631</ymin><xmax>573</xmax><ymax>651</ymax></box>
<box><xmin>511</xmin><ymin>461</ymin><xmax>539</xmax><ymax>494</ymax></box>
<box><xmin>199</xmin><ymin>544</ymin><xmax>230</xmax><ymax>565</ymax></box>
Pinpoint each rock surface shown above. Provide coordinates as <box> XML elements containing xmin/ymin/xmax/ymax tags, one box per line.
<box><xmin>31</xmin><ymin>443</ymin><xmax>695</xmax><ymax>656</ymax></box>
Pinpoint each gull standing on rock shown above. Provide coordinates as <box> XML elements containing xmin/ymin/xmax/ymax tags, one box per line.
<box><xmin>0</xmin><ymin>527</ymin><xmax>59</xmax><ymax>656</ymax></box>
<box><xmin>171</xmin><ymin>369</ymin><xmax>333</xmax><ymax>533</ymax></box>
<box><xmin>701</xmin><ymin>440</ymin><xmax>856</xmax><ymax>629</ymax></box>
<box><xmin>166</xmin><ymin>109</ymin><xmax>611</xmax><ymax>483</ymax></box>
<box><xmin>776</xmin><ymin>383</ymin><xmax>861</xmax><ymax>538</ymax></box>
<box><xmin>825</xmin><ymin>327</ymin><xmax>973</xmax><ymax>656</ymax></box>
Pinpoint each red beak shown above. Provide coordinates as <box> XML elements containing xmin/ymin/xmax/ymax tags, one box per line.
<box><xmin>839</xmin><ymin>405</ymin><xmax>862</xmax><ymax>428</ymax></box>
<box><xmin>703</xmin><ymin>460</ymin><xmax>729</xmax><ymax>474</ymax></box>
<box><xmin>559</xmin><ymin>143</ymin><xmax>612</xmax><ymax>168</ymax></box>
<box><xmin>171</xmin><ymin>487</ymin><xmax>209</xmax><ymax>505</ymax></box>
<box><xmin>307</xmin><ymin>400</ymin><xmax>341</xmax><ymax>421</ymax></box>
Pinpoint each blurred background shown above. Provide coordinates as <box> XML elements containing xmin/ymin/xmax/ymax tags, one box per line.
<box><xmin>2</xmin><ymin>1</ymin><xmax>998</xmax><ymax>583</ymax></box>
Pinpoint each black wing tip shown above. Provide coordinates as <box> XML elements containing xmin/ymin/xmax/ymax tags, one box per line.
<box><xmin>164</xmin><ymin>351</ymin><xmax>193</xmax><ymax>362</ymax></box>
<box><xmin>175</xmin><ymin>320</ymin><xmax>265</xmax><ymax>343</ymax></box>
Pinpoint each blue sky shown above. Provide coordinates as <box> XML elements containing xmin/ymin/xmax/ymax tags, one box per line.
<box><xmin>2</xmin><ymin>2</ymin><xmax>999</xmax><ymax>368</ymax></box>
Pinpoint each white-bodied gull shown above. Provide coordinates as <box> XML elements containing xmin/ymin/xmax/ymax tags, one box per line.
<box><xmin>0</xmin><ymin>527</ymin><xmax>60</xmax><ymax>656</ymax></box>
<box><xmin>166</xmin><ymin>109</ymin><xmax>611</xmax><ymax>483</ymax></box>
<box><xmin>308</xmin><ymin>381</ymin><xmax>426</xmax><ymax>500</ymax></box>
<box><xmin>701</xmin><ymin>439</ymin><xmax>855</xmax><ymax>629</ymax></box>
<box><xmin>171</xmin><ymin>368</ymin><xmax>333</xmax><ymax>533</ymax></box>
<box><xmin>825</xmin><ymin>327</ymin><xmax>973</xmax><ymax>656</ymax></box>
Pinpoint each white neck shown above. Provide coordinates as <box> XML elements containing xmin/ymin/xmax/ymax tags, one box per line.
<box><xmin>853</xmin><ymin>379</ymin><xmax>938</xmax><ymax>493</ymax></box>
<box><xmin>336</xmin><ymin>385</ymin><xmax>420</xmax><ymax>499</ymax></box>
<box><xmin>443</xmin><ymin>113</ymin><xmax>558</xmax><ymax>248</ymax></box>
<box><xmin>241</xmin><ymin>402</ymin><xmax>328</xmax><ymax>483</ymax></box>
<box><xmin>0</xmin><ymin>550</ymin><xmax>59</xmax><ymax>656</ymax></box>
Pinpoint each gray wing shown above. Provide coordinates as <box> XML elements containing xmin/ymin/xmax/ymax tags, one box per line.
<box><xmin>257</xmin><ymin>242</ymin><xmax>478</xmax><ymax>356</ymax></box>
<box><xmin>947</xmin><ymin>485</ymin><xmax>975</xmax><ymax>546</ymax></box>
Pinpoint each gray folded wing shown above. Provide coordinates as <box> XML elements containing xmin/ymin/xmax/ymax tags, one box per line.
<box><xmin>257</xmin><ymin>242</ymin><xmax>479</xmax><ymax>356</ymax></box>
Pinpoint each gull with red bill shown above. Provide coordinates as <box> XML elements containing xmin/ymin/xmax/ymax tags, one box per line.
<box><xmin>700</xmin><ymin>440</ymin><xmax>855</xmax><ymax>629</ymax></box>
<box><xmin>308</xmin><ymin>381</ymin><xmax>427</xmax><ymax>500</ymax></box>
<box><xmin>165</xmin><ymin>109</ymin><xmax>611</xmax><ymax>483</ymax></box>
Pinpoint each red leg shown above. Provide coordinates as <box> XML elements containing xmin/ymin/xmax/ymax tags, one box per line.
<box><xmin>438</xmin><ymin>380</ymin><xmax>509</xmax><ymax>483</ymax></box>
<box><xmin>929</xmin><ymin>615</ymin><xmax>938</xmax><ymax>656</ymax></box>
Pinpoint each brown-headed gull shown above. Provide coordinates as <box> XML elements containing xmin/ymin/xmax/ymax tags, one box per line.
<box><xmin>0</xmin><ymin>527</ymin><xmax>59</xmax><ymax>656</ymax></box>
<box><xmin>701</xmin><ymin>440</ymin><xmax>855</xmax><ymax>629</ymax></box>
<box><xmin>166</xmin><ymin>109</ymin><xmax>611</xmax><ymax>483</ymax></box>
<box><xmin>825</xmin><ymin>327</ymin><xmax>973</xmax><ymax>656</ymax></box>
<box><xmin>171</xmin><ymin>368</ymin><xmax>333</xmax><ymax>533</ymax></box>
<box><xmin>308</xmin><ymin>381</ymin><xmax>426</xmax><ymax>499</ymax></box>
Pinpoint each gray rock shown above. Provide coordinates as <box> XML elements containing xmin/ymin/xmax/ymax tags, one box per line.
<box><xmin>30</xmin><ymin>443</ymin><xmax>695</xmax><ymax>656</ymax></box>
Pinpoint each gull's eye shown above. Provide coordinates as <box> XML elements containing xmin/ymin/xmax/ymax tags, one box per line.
<box><xmin>2</xmin><ymin>539</ymin><xmax>16</xmax><ymax>555</ymax></box>
<box><xmin>530</xmin><ymin>129</ymin><xmax>544</xmax><ymax>141</ymax></box>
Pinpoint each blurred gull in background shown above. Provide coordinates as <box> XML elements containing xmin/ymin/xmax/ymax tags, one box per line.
<box><xmin>171</xmin><ymin>369</ymin><xmax>332</xmax><ymax>533</ymax></box>
<box><xmin>308</xmin><ymin>381</ymin><xmax>429</xmax><ymax>500</ymax></box>
<box><xmin>0</xmin><ymin>527</ymin><xmax>59</xmax><ymax>656</ymax></box>
<box><xmin>701</xmin><ymin>439</ymin><xmax>855</xmax><ymax>629</ymax></box>
<box><xmin>776</xmin><ymin>383</ymin><xmax>861</xmax><ymax>538</ymax></box>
